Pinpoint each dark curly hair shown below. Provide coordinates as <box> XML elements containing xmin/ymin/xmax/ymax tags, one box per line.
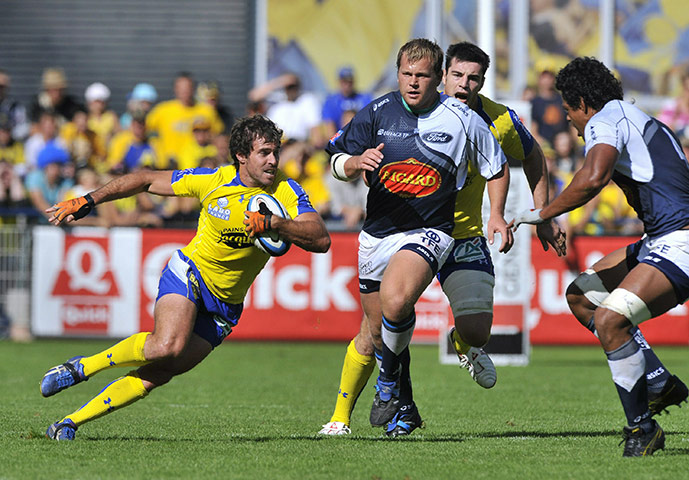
<box><xmin>555</xmin><ymin>57</ymin><xmax>623</xmax><ymax>111</ymax></box>
<box><xmin>229</xmin><ymin>115</ymin><xmax>283</xmax><ymax>168</ymax></box>
<box><xmin>445</xmin><ymin>42</ymin><xmax>490</xmax><ymax>75</ymax></box>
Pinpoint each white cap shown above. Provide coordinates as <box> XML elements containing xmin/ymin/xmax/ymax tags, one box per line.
<box><xmin>85</xmin><ymin>82</ymin><xmax>111</xmax><ymax>102</ymax></box>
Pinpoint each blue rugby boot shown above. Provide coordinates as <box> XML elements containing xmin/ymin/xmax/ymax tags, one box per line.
<box><xmin>46</xmin><ymin>418</ymin><xmax>77</xmax><ymax>441</ymax></box>
<box><xmin>385</xmin><ymin>403</ymin><xmax>424</xmax><ymax>438</ymax></box>
<box><xmin>40</xmin><ymin>356</ymin><xmax>88</xmax><ymax>397</ymax></box>
<box><xmin>370</xmin><ymin>377</ymin><xmax>399</xmax><ymax>427</ymax></box>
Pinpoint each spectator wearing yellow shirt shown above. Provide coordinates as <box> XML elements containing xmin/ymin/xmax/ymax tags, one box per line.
<box><xmin>60</xmin><ymin>108</ymin><xmax>106</xmax><ymax>172</ymax></box>
<box><xmin>106</xmin><ymin>112</ymin><xmax>157</xmax><ymax>174</ymax></box>
<box><xmin>0</xmin><ymin>115</ymin><xmax>23</xmax><ymax>169</ymax></box>
<box><xmin>280</xmin><ymin>140</ymin><xmax>330</xmax><ymax>217</ymax></box>
<box><xmin>84</xmin><ymin>82</ymin><xmax>120</xmax><ymax>150</ymax></box>
<box><xmin>146</xmin><ymin>72</ymin><xmax>223</xmax><ymax>169</ymax></box>
<box><xmin>177</xmin><ymin>118</ymin><xmax>218</xmax><ymax>170</ymax></box>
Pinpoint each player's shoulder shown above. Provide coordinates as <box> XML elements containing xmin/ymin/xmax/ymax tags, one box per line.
<box><xmin>438</xmin><ymin>94</ymin><xmax>478</xmax><ymax>124</ymax></box>
<box><xmin>477</xmin><ymin>94</ymin><xmax>510</xmax><ymax>117</ymax></box>
<box><xmin>367</xmin><ymin>91</ymin><xmax>400</xmax><ymax>114</ymax></box>
<box><xmin>270</xmin><ymin>170</ymin><xmax>309</xmax><ymax>203</ymax></box>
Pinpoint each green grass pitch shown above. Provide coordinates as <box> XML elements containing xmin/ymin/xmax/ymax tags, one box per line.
<box><xmin>1</xmin><ymin>339</ymin><xmax>688</xmax><ymax>479</ymax></box>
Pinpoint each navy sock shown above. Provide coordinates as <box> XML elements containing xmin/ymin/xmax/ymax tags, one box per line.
<box><xmin>380</xmin><ymin>313</ymin><xmax>415</xmax><ymax>383</ymax></box>
<box><xmin>630</xmin><ymin>327</ymin><xmax>670</xmax><ymax>393</ymax></box>
<box><xmin>606</xmin><ymin>338</ymin><xmax>651</xmax><ymax>429</ymax></box>
<box><xmin>587</xmin><ymin>316</ymin><xmax>670</xmax><ymax>393</ymax></box>
<box><xmin>398</xmin><ymin>348</ymin><xmax>413</xmax><ymax>407</ymax></box>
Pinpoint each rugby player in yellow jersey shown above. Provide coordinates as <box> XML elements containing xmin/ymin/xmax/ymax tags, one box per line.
<box><xmin>319</xmin><ymin>42</ymin><xmax>565</xmax><ymax>436</ymax></box>
<box><xmin>39</xmin><ymin>115</ymin><xmax>331</xmax><ymax>440</ymax></box>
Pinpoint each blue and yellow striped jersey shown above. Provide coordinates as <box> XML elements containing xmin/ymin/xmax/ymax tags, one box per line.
<box><xmin>452</xmin><ymin>94</ymin><xmax>535</xmax><ymax>239</ymax></box>
<box><xmin>171</xmin><ymin>165</ymin><xmax>316</xmax><ymax>303</ymax></box>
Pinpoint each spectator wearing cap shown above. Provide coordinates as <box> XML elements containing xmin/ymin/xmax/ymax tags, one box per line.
<box><xmin>107</xmin><ymin>111</ymin><xmax>157</xmax><ymax>174</ymax></box>
<box><xmin>29</xmin><ymin>67</ymin><xmax>83</xmax><ymax>128</ymax></box>
<box><xmin>24</xmin><ymin>141</ymin><xmax>74</xmax><ymax>222</ymax></box>
<box><xmin>0</xmin><ymin>69</ymin><xmax>30</xmax><ymax>142</ymax></box>
<box><xmin>530</xmin><ymin>58</ymin><xmax>569</xmax><ymax>146</ymax></box>
<box><xmin>120</xmin><ymin>83</ymin><xmax>158</xmax><ymax>129</ymax></box>
<box><xmin>85</xmin><ymin>82</ymin><xmax>120</xmax><ymax>149</ymax></box>
<box><xmin>23</xmin><ymin>112</ymin><xmax>68</xmax><ymax>177</ymax></box>
<box><xmin>197</xmin><ymin>80</ymin><xmax>233</xmax><ymax>134</ymax></box>
<box><xmin>321</xmin><ymin>66</ymin><xmax>372</xmax><ymax>139</ymax></box>
<box><xmin>146</xmin><ymin>71</ymin><xmax>224</xmax><ymax>169</ymax></box>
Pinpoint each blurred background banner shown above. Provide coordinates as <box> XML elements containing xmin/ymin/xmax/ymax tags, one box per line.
<box><xmin>31</xmin><ymin>227</ymin><xmax>689</xmax><ymax>345</ymax></box>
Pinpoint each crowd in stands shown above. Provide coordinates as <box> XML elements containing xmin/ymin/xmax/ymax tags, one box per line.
<box><xmin>0</xmin><ymin>62</ymin><xmax>688</xmax><ymax>235</ymax></box>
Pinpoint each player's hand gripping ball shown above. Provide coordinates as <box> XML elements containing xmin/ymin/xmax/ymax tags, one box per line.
<box><xmin>245</xmin><ymin>193</ymin><xmax>291</xmax><ymax>256</ymax></box>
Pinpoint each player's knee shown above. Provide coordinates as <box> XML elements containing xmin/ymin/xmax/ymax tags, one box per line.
<box><xmin>147</xmin><ymin>333</ymin><xmax>188</xmax><ymax>360</ymax></box>
<box><xmin>599</xmin><ymin>288</ymin><xmax>652</xmax><ymax>327</ymax></box>
<box><xmin>354</xmin><ymin>332</ymin><xmax>375</xmax><ymax>356</ymax></box>
<box><xmin>570</xmin><ymin>269</ymin><xmax>609</xmax><ymax>307</ymax></box>
<box><xmin>380</xmin><ymin>295</ymin><xmax>414</xmax><ymax>323</ymax></box>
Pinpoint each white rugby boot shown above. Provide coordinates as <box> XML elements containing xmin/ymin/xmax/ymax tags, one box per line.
<box><xmin>449</xmin><ymin>327</ymin><xmax>497</xmax><ymax>389</ymax></box>
<box><xmin>318</xmin><ymin>421</ymin><xmax>351</xmax><ymax>435</ymax></box>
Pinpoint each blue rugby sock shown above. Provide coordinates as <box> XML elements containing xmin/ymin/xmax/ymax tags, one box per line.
<box><xmin>606</xmin><ymin>337</ymin><xmax>652</xmax><ymax>429</ymax></box>
<box><xmin>630</xmin><ymin>327</ymin><xmax>670</xmax><ymax>393</ymax></box>
<box><xmin>380</xmin><ymin>313</ymin><xmax>415</xmax><ymax>385</ymax></box>
<box><xmin>587</xmin><ymin>317</ymin><xmax>670</xmax><ymax>393</ymax></box>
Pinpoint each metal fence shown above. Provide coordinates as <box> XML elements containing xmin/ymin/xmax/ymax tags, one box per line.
<box><xmin>0</xmin><ymin>223</ymin><xmax>32</xmax><ymax>339</ymax></box>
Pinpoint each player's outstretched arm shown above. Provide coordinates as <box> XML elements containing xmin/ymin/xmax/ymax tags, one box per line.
<box><xmin>485</xmin><ymin>165</ymin><xmax>513</xmax><ymax>254</ymax></box>
<box><xmin>46</xmin><ymin>170</ymin><xmax>175</xmax><ymax>226</ymax></box>
<box><xmin>521</xmin><ymin>142</ymin><xmax>566</xmax><ymax>256</ymax></box>
<box><xmin>511</xmin><ymin>143</ymin><xmax>617</xmax><ymax>230</ymax></box>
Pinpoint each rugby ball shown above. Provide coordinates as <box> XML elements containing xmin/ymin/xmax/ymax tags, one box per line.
<box><xmin>246</xmin><ymin>193</ymin><xmax>291</xmax><ymax>256</ymax></box>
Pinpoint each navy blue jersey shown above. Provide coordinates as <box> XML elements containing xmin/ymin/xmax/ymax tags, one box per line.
<box><xmin>327</xmin><ymin>91</ymin><xmax>505</xmax><ymax>238</ymax></box>
<box><xmin>585</xmin><ymin>100</ymin><xmax>689</xmax><ymax>237</ymax></box>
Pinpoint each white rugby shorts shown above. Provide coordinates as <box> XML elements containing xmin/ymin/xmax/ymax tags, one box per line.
<box><xmin>358</xmin><ymin>228</ymin><xmax>453</xmax><ymax>293</ymax></box>
<box><xmin>631</xmin><ymin>229</ymin><xmax>689</xmax><ymax>302</ymax></box>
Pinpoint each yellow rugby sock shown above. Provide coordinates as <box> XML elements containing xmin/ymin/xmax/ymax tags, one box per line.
<box><xmin>451</xmin><ymin>329</ymin><xmax>472</xmax><ymax>355</ymax></box>
<box><xmin>330</xmin><ymin>340</ymin><xmax>375</xmax><ymax>425</ymax></box>
<box><xmin>64</xmin><ymin>371</ymin><xmax>148</xmax><ymax>427</ymax></box>
<box><xmin>81</xmin><ymin>332</ymin><xmax>151</xmax><ymax>377</ymax></box>
<box><xmin>451</xmin><ymin>329</ymin><xmax>490</xmax><ymax>354</ymax></box>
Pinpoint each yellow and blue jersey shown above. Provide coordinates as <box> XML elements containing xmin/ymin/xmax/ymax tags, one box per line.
<box><xmin>171</xmin><ymin>165</ymin><xmax>316</xmax><ymax>303</ymax></box>
<box><xmin>452</xmin><ymin>93</ymin><xmax>535</xmax><ymax>239</ymax></box>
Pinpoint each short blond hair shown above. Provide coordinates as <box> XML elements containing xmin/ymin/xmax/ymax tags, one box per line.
<box><xmin>396</xmin><ymin>38</ymin><xmax>444</xmax><ymax>79</ymax></box>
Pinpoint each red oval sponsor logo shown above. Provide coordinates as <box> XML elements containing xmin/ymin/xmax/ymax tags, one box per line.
<box><xmin>378</xmin><ymin>158</ymin><xmax>442</xmax><ymax>198</ymax></box>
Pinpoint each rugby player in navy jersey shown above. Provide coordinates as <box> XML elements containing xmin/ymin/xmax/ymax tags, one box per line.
<box><xmin>320</xmin><ymin>41</ymin><xmax>558</xmax><ymax>437</ymax></box>
<box><xmin>512</xmin><ymin>57</ymin><xmax>689</xmax><ymax>456</ymax></box>
<box><xmin>39</xmin><ymin>115</ymin><xmax>330</xmax><ymax>440</ymax></box>
<box><xmin>324</xmin><ymin>38</ymin><xmax>511</xmax><ymax>437</ymax></box>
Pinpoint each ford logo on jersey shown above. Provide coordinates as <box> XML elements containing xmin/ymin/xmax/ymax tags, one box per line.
<box><xmin>378</xmin><ymin>158</ymin><xmax>441</xmax><ymax>198</ymax></box>
<box><xmin>422</xmin><ymin>131</ymin><xmax>453</xmax><ymax>143</ymax></box>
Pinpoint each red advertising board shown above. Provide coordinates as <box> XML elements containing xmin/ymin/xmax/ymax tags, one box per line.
<box><xmin>33</xmin><ymin>227</ymin><xmax>689</xmax><ymax>345</ymax></box>
<box><xmin>529</xmin><ymin>235</ymin><xmax>689</xmax><ymax>345</ymax></box>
